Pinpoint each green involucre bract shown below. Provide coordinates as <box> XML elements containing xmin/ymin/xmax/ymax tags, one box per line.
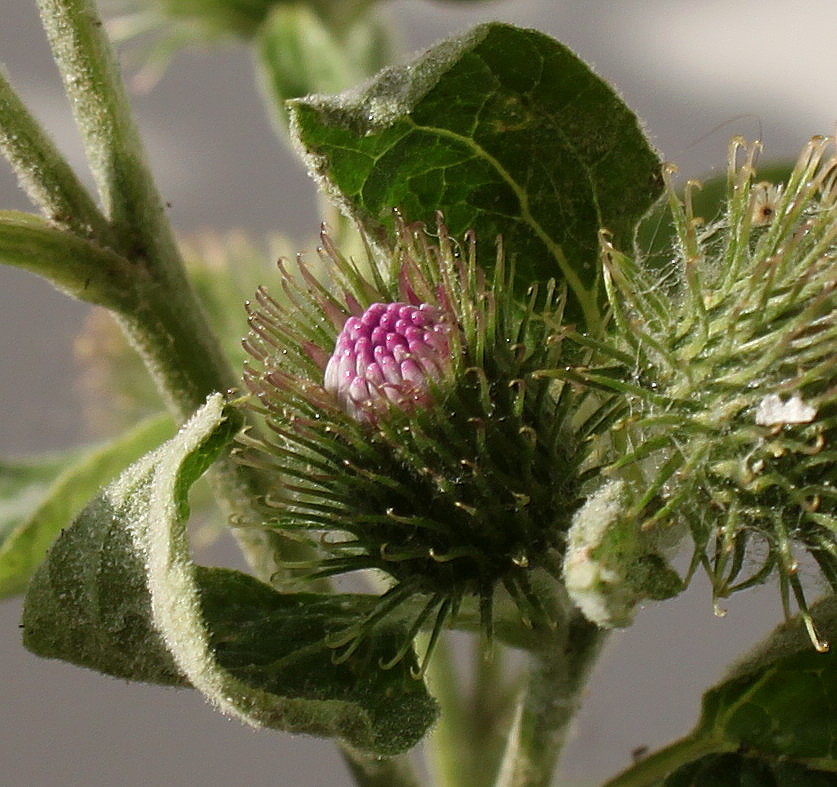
<box><xmin>581</xmin><ymin>136</ymin><xmax>837</xmax><ymax>649</ymax></box>
<box><xmin>239</xmin><ymin>217</ymin><xmax>611</xmax><ymax>669</ymax></box>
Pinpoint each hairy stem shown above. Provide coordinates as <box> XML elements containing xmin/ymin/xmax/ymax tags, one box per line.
<box><xmin>0</xmin><ymin>210</ymin><xmax>135</xmax><ymax>307</ymax></box>
<box><xmin>425</xmin><ymin>635</ymin><xmax>475</xmax><ymax>787</ymax></box>
<box><xmin>30</xmin><ymin>0</ymin><xmax>326</xmax><ymax>579</ymax></box>
<box><xmin>35</xmin><ymin>0</ymin><xmax>235</xmax><ymax>420</ymax></box>
<box><xmin>0</xmin><ymin>68</ymin><xmax>112</xmax><ymax>242</ymax></box>
<box><xmin>427</xmin><ymin>635</ymin><xmax>518</xmax><ymax>787</ymax></box>
<box><xmin>37</xmin><ymin>0</ymin><xmax>176</xmax><ymax>252</ymax></box>
<box><xmin>496</xmin><ymin>617</ymin><xmax>607</xmax><ymax>787</ymax></box>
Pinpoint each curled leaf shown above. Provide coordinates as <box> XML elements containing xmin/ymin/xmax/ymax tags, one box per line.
<box><xmin>23</xmin><ymin>394</ymin><xmax>437</xmax><ymax>754</ymax></box>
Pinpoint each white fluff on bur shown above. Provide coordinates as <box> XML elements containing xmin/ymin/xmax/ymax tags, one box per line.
<box><xmin>754</xmin><ymin>393</ymin><xmax>817</xmax><ymax>426</ymax></box>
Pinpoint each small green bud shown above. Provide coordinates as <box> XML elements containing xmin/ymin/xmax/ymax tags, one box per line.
<box><xmin>563</xmin><ymin>481</ymin><xmax>682</xmax><ymax>628</ymax></box>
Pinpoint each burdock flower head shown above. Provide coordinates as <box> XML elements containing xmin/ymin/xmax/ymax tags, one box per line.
<box><xmin>239</xmin><ymin>216</ymin><xmax>607</xmax><ymax>670</ymax></box>
<box><xmin>324</xmin><ymin>300</ymin><xmax>454</xmax><ymax>423</ymax></box>
<box><xmin>572</xmin><ymin>136</ymin><xmax>837</xmax><ymax>648</ymax></box>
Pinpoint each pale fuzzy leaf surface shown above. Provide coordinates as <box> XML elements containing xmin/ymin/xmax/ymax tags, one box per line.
<box><xmin>0</xmin><ymin>413</ymin><xmax>173</xmax><ymax>598</ymax></box>
<box><xmin>22</xmin><ymin>394</ymin><xmax>437</xmax><ymax>754</ymax></box>
<box><xmin>290</xmin><ymin>22</ymin><xmax>663</xmax><ymax>327</ymax></box>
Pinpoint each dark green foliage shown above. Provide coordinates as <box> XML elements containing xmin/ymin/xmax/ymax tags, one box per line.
<box><xmin>199</xmin><ymin>568</ymin><xmax>438</xmax><ymax>755</ymax></box>
<box><xmin>290</xmin><ymin>22</ymin><xmax>663</xmax><ymax>328</ymax></box>
<box><xmin>664</xmin><ymin>753</ymin><xmax>837</xmax><ymax>787</ymax></box>
<box><xmin>608</xmin><ymin>598</ymin><xmax>837</xmax><ymax>786</ymax></box>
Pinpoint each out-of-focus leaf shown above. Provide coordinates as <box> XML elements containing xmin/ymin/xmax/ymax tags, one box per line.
<box><xmin>605</xmin><ymin>597</ymin><xmax>837</xmax><ymax>786</ymax></box>
<box><xmin>23</xmin><ymin>394</ymin><xmax>437</xmax><ymax>755</ymax></box>
<box><xmin>0</xmin><ymin>413</ymin><xmax>174</xmax><ymax>597</ymax></box>
<box><xmin>290</xmin><ymin>22</ymin><xmax>663</xmax><ymax>329</ymax></box>
<box><xmin>256</xmin><ymin>3</ymin><xmax>392</xmax><ymax>133</ymax></box>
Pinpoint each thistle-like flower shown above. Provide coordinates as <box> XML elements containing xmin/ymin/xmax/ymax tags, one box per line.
<box><xmin>575</xmin><ymin>136</ymin><xmax>837</xmax><ymax>649</ymax></box>
<box><xmin>239</xmin><ymin>217</ymin><xmax>609</xmax><ymax>670</ymax></box>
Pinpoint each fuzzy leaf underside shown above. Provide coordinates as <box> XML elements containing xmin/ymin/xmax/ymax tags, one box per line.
<box><xmin>290</xmin><ymin>22</ymin><xmax>663</xmax><ymax>327</ymax></box>
<box><xmin>609</xmin><ymin>598</ymin><xmax>837</xmax><ymax>785</ymax></box>
<box><xmin>0</xmin><ymin>413</ymin><xmax>174</xmax><ymax>598</ymax></box>
<box><xmin>22</xmin><ymin>394</ymin><xmax>436</xmax><ymax>755</ymax></box>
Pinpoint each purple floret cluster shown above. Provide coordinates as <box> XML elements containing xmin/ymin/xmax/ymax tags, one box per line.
<box><xmin>324</xmin><ymin>301</ymin><xmax>453</xmax><ymax>422</ymax></box>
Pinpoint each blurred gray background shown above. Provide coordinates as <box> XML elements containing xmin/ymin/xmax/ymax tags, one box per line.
<box><xmin>2</xmin><ymin>1</ymin><xmax>835</xmax><ymax>785</ymax></box>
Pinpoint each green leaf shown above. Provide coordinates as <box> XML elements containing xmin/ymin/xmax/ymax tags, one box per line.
<box><xmin>23</xmin><ymin>394</ymin><xmax>437</xmax><ymax>755</ymax></box>
<box><xmin>197</xmin><ymin>568</ymin><xmax>438</xmax><ymax>755</ymax></box>
<box><xmin>698</xmin><ymin>601</ymin><xmax>837</xmax><ymax>765</ymax></box>
<box><xmin>0</xmin><ymin>413</ymin><xmax>174</xmax><ymax>598</ymax></box>
<box><xmin>663</xmin><ymin>752</ymin><xmax>837</xmax><ymax>787</ymax></box>
<box><xmin>604</xmin><ymin>597</ymin><xmax>837</xmax><ymax>786</ymax></box>
<box><xmin>289</xmin><ymin>22</ymin><xmax>663</xmax><ymax>330</ymax></box>
<box><xmin>0</xmin><ymin>454</ymin><xmax>76</xmax><ymax>543</ymax></box>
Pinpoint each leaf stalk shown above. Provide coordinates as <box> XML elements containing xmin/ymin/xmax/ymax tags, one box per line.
<box><xmin>495</xmin><ymin>617</ymin><xmax>607</xmax><ymax>787</ymax></box>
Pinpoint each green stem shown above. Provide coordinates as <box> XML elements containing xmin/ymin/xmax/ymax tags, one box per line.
<box><xmin>25</xmin><ymin>0</ymin><xmax>318</xmax><ymax>578</ymax></box>
<box><xmin>496</xmin><ymin>618</ymin><xmax>608</xmax><ymax>787</ymax></box>
<box><xmin>427</xmin><ymin>634</ymin><xmax>519</xmax><ymax>787</ymax></box>
<box><xmin>425</xmin><ymin>634</ymin><xmax>476</xmax><ymax>787</ymax></box>
<box><xmin>35</xmin><ymin>0</ymin><xmax>235</xmax><ymax>421</ymax></box>
<box><xmin>0</xmin><ymin>210</ymin><xmax>135</xmax><ymax>307</ymax></box>
<box><xmin>36</xmin><ymin>0</ymin><xmax>176</xmax><ymax>253</ymax></box>
<box><xmin>112</xmin><ymin>284</ymin><xmax>236</xmax><ymax>422</ymax></box>
<box><xmin>0</xmin><ymin>68</ymin><xmax>112</xmax><ymax>242</ymax></box>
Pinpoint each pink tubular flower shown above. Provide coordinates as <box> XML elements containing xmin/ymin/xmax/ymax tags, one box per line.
<box><xmin>324</xmin><ymin>301</ymin><xmax>453</xmax><ymax>423</ymax></box>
